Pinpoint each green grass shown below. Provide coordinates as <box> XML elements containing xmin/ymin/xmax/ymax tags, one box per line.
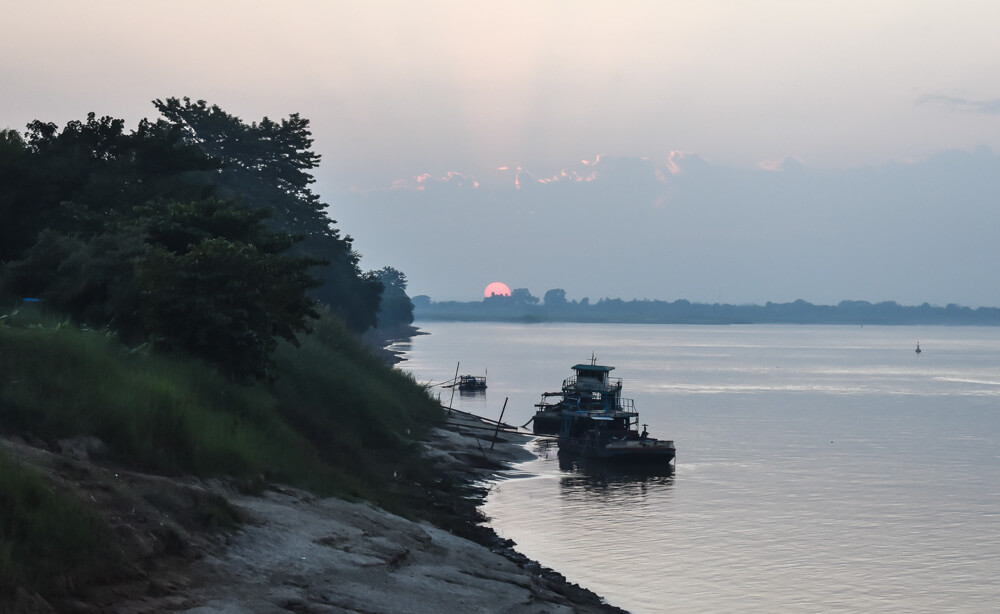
<box><xmin>0</xmin><ymin>306</ymin><xmax>446</xmax><ymax>594</ymax></box>
<box><xmin>0</xmin><ymin>321</ymin><xmax>332</xmax><ymax>487</ymax></box>
<box><xmin>271</xmin><ymin>314</ymin><xmax>445</xmax><ymax>503</ymax></box>
<box><xmin>0</xmin><ymin>450</ymin><xmax>119</xmax><ymax>595</ymax></box>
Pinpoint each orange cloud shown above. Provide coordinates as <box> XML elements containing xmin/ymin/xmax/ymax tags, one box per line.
<box><xmin>666</xmin><ymin>150</ymin><xmax>687</xmax><ymax>175</ymax></box>
<box><xmin>388</xmin><ymin>170</ymin><xmax>481</xmax><ymax>190</ymax></box>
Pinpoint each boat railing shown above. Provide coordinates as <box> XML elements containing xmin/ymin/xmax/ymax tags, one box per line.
<box><xmin>570</xmin><ymin>397</ymin><xmax>636</xmax><ymax>416</ymax></box>
<box><xmin>562</xmin><ymin>376</ymin><xmax>623</xmax><ymax>393</ymax></box>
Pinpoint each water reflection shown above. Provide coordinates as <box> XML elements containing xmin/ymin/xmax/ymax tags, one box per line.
<box><xmin>558</xmin><ymin>455</ymin><xmax>675</xmax><ymax>500</ymax></box>
<box><xmin>528</xmin><ymin>439</ymin><xmax>675</xmax><ymax>497</ymax></box>
<box><xmin>558</xmin><ymin>454</ymin><xmax>674</xmax><ymax>483</ymax></box>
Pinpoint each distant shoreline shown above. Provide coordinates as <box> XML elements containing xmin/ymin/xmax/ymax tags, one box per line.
<box><xmin>413</xmin><ymin>297</ymin><xmax>1000</xmax><ymax>326</ymax></box>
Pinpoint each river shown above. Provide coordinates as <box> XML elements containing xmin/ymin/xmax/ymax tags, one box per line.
<box><xmin>390</xmin><ymin>322</ymin><xmax>1000</xmax><ymax>613</ymax></box>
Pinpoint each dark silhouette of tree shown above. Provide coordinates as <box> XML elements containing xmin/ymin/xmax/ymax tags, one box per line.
<box><xmin>151</xmin><ymin>97</ymin><xmax>381</xmax><ymax>331</ymax></box>
<box><xmin>509</xmin><ymin>288</ymin><xmax>539</xmax><ymax>305</ymax></box>
<box><xmin>0</xmin><ymin>129</ymin><xmax>39</xmax><ymax>263</ymax></box>
<box><xmin>0</xmin><ymin>108</ymin><xmax>321</xmax><ymax>381</ymax></box>
<box><xmin>0</xmin><ymin>115</ymin><xmax>216</xmax><ymax>264</ymax></box>
<box><xmin>372</xmin><ymin>266</ymin><xmax>414</xmax><ymax>328</ymax></box>
<box><xmin>137</xmin><ymin>234</ymin><xmax>318</xmax><ymax>383</ymax></box>
<box><xmin>412</xmin><ymin>292</ymin><xmax>1000</xmax><ymax>325</ymax></box>
<box><xmin>543</xmin><ymin>288</ymin><xmax>568</xmax><ymax>307</ymax></box>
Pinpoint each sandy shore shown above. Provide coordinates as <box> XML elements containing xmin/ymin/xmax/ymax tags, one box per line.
<box><xmin>3</xmin><ymin>410</ymin><xmax>625</xmax><ymax>613</ymax></box>
<box><xmin>171</xmin><ymin>411</ymin><xmax>623</xmax><ymax>614</ymax></box>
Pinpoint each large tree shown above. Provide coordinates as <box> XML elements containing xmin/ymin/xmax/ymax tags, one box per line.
<box><xmin>0</xmin><ymin>129</ymin><xmax>36</xmax><ymax>263</ymax></box>
<box><xmin>135</xmin><ymin>199</ymin><xmax>320</xmax><ymax>382</ymax></box>
<box><xmin>151</xmin><ymin>97</ymin><xmax>382</xmax><ymax>331</ymax></box>
<box><xmin>1</xmin><ymin>109</ymin><xmax>321</xmax><ymax>381</ymax></box>
<box><xmin>371</xmin><ymin>266</ymin><xmax>414</xmax><ymax>328</ymax></box>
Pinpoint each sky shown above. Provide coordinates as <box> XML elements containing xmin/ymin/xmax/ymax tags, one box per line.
<box><xmin>4</xmin><ymin>1</ymin><xmax>1000</xmax><ymax>306</ymax></box>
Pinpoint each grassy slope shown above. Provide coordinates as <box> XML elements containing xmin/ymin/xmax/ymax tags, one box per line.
<box><xmin>0</xmin><ymin>308</ymin><xmax>443</xmax><ymax>596</ymax></box>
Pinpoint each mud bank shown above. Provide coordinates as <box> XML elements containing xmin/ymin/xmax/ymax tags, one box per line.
<box><xmin>3</xmin><ymin>411</ymin><xmax>625</xmax><ymax>613</ymax></box>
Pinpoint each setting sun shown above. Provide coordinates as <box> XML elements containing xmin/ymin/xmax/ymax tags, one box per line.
<box><xmin>484</xmin><ymin>281</ymin><xmax>511</xmax><ymax>298</ymax></box>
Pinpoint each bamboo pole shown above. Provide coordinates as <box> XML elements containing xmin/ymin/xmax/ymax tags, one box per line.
<box><xmin>491</xmin><ymin>397</ymin><xmax>508</xmax><ymax>449</ymax></box>
<box><xmin>447</xmin><ymin>361</ymin><xmax>459</xmax><ymax>416</ymax></box>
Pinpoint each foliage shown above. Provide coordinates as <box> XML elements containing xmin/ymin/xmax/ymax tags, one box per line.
<box><xmin>0</xmin><ymin>309</ymin><xmax>445</xmax><ymax>595</ymax></box>
<box><xmin>0</xmin><ymin>320</ymin><xmax>329</xmax><ymax>482</ymax></box>
<box><xmin>132</xmin><ymin>197</ymin><xmax>320</xmax><ymax>380</ymax></box>
<box><xmin>543</xmin><ymin>288</ymin><xmax>568</xmax><ymax>307</ymax></box>
<box><xmin>0</xmin><ymin>102</ymin><xmax>360</xmax><ymax>380</ymax></box>
<box><xmin>152</xmin><ymin>97</ymin><xmax>382</xmax><ymax>331</ymax></box>
<box><xmin>372</xmin><ymin>266</ymin><xmax>414</xmax><ymax>328</ymax></box>
<box><xmin>270</xmin><ymin>311</ymin><xmax>443</xmax><ymax>508</ymax></box>
<box><xmin>0</xmin><ymin>111</ymin><xmax>219</xmax><ymax>329</ymax></box>
<box><xmin>17</xmin><ymin>113</ymin><xmax>217</xmax><ymax>239</ymax></box>
<box><xmin>2</xmin><ymin>229</ymin><xmax>148</xmax><ymax>342</ymax></box>
<box><xmin>137</xmin><ymin>238</ymin><xmax>318</xmax><ymax>381</ymax></box>
<box><xmin>509</xmin><ymin>288</ymin><xmax>539</xmax><ymax>305</ymax></box>
<box><xmin>0</xmin><ymin>307</ymin><xmax>442</xmax><ymax>495</ymax></box>
<box><xmin>0</xmin><ymin>129</ymin><xmax>36</xmax><ymax>263</ymax></box>
<box><xmin>0</xmin><ymin>98</ymin><xmax>440</xmax><ymax>598</ymax></box>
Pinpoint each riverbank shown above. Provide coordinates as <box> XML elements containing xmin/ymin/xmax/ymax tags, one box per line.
<box><xmin>2</xmin><ymin>410</ymin><xmax>625</xmax><ymax>613</ymax></box>
<box><xmin>360</xmin><ymin>324</ymin><xmax>427</xmax><ymax>365</ymax></box>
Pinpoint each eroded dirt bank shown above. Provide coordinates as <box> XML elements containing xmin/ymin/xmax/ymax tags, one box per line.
<box><xmin>3</xmin><ymin>411</ymin><xmax>626</xmax><ymax>613</ymax></box>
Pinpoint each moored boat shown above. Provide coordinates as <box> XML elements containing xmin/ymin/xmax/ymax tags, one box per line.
<box><xmin>532</xmin><ymin>361</ymin><xmax>624</xmax><ymax>435</ymax></box>
<box><xmin>532</xmin><ymin>359</ymin><xmax>676</xmax><ymax>464</ymax></box>
<box><xmin>455</xmin><ymin>374</ymin><xmax>487</xmax><ymax>391</ymax></box>
<box><xmin>558</xmin><ymin>412</ymin><xmax>675</xmax><ymax>464</ymax></box>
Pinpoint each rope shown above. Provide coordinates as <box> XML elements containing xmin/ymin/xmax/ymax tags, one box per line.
<box><xmin>425</xmin><ymin>377</ymin><xmax>460</xmax><ymax>388</ymax></box>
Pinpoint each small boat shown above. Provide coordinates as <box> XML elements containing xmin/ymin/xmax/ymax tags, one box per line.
<box><xmin>915</xmin><ymin>342</ymin><xmax>922</xmax><ymax>354</ymax></box>
<box><xmin>455</xmin><ymin>374</ymin><xmax>487</xmax><ymax>391</ymax></box>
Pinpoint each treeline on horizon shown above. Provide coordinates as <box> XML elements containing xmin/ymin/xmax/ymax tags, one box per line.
<box><xmin>413</xmin><ymin>288</ymin><xmax>1000</xmax><ymax>325</ymax></box>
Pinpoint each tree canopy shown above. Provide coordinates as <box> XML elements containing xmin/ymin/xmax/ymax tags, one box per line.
<box><xmin>151</xmin><ymin>97</ymin><xmax>382</xmax><ymax>331</ymax></box>
<box><xmin>0</xmin><ymin>100</ymin><xmax>389</xmax><ymax>380</ymax></box>
<box><xmin>372</xmin><ymin>266</ymin><xmax>414</xmax><ymax>328</ymax></box>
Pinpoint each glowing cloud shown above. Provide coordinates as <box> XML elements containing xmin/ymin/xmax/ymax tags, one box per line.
<box><xmin>384</xmin><ymin>170</ymin><xmax>481</xmax><ymax>191</ymax></box>
<box><xmin>665</xmin><ymin>150</ymin><xmax>689</xmax><ymax>175</ymax></box>
<box><xmin>498</xmin><ymin>156</ymin><xmax>604</xmax><ymax>188</ymax></box>
<box><xmin>382</xmin><ymin>152</ymin><xmax>696</xmax><ymax>194</ymax></box>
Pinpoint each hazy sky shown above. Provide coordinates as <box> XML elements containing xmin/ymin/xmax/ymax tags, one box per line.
<box><xmin>4</xmin><ymin>1</ymin><xmax>1000</xmax><ymax>306</ymax></box>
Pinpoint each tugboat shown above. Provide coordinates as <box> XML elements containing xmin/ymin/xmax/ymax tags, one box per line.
<box><xmin>531</xmin><ymin>361</ymin><xmax>623</xmax><ymax>434</ymax></box>
<box><xmin>533</xmin><ymin>359</ymin><xmax>676</xmax><ymax>465</ymax></box>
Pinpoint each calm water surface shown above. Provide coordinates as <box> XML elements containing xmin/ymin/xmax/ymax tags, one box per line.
<box><xmin>391</xmin><ymin>323</ymin><xmax>1000</xmax><ymax>613</ymax></box>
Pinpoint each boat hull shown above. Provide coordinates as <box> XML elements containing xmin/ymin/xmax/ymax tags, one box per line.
<box><xmin>532</xmin><ymin>411</ymin><xmax>562</xmax><ymax>435</ymax></box>
<box><xmin>558</xmin><ymin>436</ymin><xmax>676</xmax><ymax>464</ymax></box>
